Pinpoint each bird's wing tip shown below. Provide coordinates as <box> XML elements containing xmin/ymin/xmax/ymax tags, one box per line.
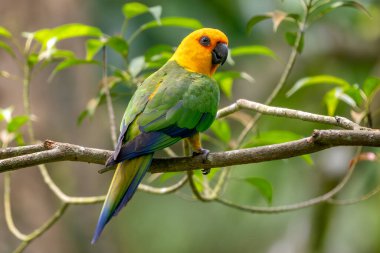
<box><xmin>105</xmin><ymin>156</ymin><xmax>117</xmax><ymax>167</ymax></box>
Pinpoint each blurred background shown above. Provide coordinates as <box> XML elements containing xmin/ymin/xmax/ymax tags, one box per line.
<box><xmin>1</xmin><ymin>0</ymin><xmax>380</xmax><ymax>252</ymax></box>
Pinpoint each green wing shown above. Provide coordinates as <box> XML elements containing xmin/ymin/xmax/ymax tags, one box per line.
<box><xmin>108</xmin><ymin>61</ymin><xmax>219</xmax><ymax>166</ymax></box>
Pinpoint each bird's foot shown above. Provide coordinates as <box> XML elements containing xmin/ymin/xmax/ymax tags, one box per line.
<box><xmin>192</xmin><ymin>148</ymin><xmax>210</xmax><ymax>175</ymax></box>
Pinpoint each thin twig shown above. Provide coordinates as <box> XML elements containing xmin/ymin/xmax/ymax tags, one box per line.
<box><xmin>4</xmin><ymin>173</ymin><xmax>28</xmax><ymax>241</ymax></box>
<box><xmin>12</xmin><ymin>203</ymin><xmax>69</xmax><ymax>253</ymax></box>
<box><xmin>102</xmin><ymin>47</ymin><xmax>118</xmax><ymax>147</ymax></box>
<box><xmin>327</xmin><ymin>184</ymin><xmax>380</xmax><ymax>205</ymax></box>
<box><xmin>0</xmin><ymin>142</ymin><xmax>45</xmax><ymax>159</ymax></box>
<box><xmin>187</xmin><ymin>170</ymin><xmax>211</xmax><ymax>202</ymax></box>
<box><xmin>138</xmin><ymin>176</ymin><xmax>188</xmax><ymax>194</ymax></box>
<box><xmin>215</xmin><ymin>151</ymin><xmax>357</xmax><ymax>213</ymax></box>
<box><xmin>22</xmin><ymin>65</ymin><xmax>34</xmax><ymax>142</ymax></box>
<box><xmin>217</xmin><ymin>99</ymin><xmax>363</xmax><ymax>130</ymax></box>
<box><xmin>211</xmin><ymin>168</ymin><xmax>231</xmax><ymax>198</ymax></box>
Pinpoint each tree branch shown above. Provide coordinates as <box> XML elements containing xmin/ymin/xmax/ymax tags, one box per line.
<box><xmin>1</xmin><ymin>129</ymin><xmax>379</xmax><ymax>173</ymax></box>
<box><xmin>217</xmin><ymin>99</ymin><xmax>363</xmax><ymax>130</ymax></box>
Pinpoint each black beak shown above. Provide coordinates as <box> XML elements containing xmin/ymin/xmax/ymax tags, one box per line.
<box><xmin>212</xmin><ymin>42</ymin><xmax>228</xmax><ymax>65</ymax></box>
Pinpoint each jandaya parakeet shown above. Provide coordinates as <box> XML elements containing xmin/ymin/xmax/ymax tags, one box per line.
<box><xmin>92</xmin><ymin>28</ymin><xmax>228</xmax><ymax>243</ymax></box>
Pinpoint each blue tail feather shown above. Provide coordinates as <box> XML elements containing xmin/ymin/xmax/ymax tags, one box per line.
<box><xmin>92</xmin><ymin>154</ymin><xmax>153</xmax><ymax>243</ymax></box>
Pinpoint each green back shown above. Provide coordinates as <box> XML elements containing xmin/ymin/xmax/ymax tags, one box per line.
<box><xmin>122</xmin><ymin>60</ymin><xmax>219</xmax><ymax>139</ymax></box>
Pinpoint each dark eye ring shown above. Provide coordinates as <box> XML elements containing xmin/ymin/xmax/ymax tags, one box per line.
<box><xmin>199</xmin><ymin>36</ymin><xmax>211</xmax><ymax>46</ymax></box>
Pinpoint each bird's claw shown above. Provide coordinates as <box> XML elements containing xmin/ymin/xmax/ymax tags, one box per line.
<box><xmin>201</xmin><ymin>168</ymin><xmax>211</xmax><ymax>175</ymax></box>
<box><xmin>192</xmin><ymin>148</ymin><xmax>211</xmax><ymax>175</ymax></box>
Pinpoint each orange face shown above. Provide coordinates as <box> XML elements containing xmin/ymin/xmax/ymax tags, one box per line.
<box><xmin>170</xmin><ymin>28</ymin><xmax>229</xmax><ymax>76</ymax></box>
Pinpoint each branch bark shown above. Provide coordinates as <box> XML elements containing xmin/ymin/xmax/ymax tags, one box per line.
<box><xmin>217</xmin><ymin>99</ymin><xmax>364</xmax><ymax>130</ymax></box>
<box><xmin>1</xmin><ymin>129</ymin><xmax>379</xmax><ymax>173</ymax></box>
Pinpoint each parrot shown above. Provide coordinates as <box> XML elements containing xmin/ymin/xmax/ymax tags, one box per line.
<box><xmin>92</xmin><ymin>28</ymin><xmax>228</xmax><ymax>243</ymax></box>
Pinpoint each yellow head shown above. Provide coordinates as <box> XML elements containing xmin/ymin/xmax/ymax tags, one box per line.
<box><xmin>170</xmin><ymin>28</ymin><xmax>229</xmax><ymax>76</ymax></box>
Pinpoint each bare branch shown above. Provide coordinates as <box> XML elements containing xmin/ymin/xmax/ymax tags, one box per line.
<box><xmin>327</xmin><ymin>185</ymin><xmax>380</xmax><ymax>205</ymax></box>
<box><xmin>217</xmin><ymin>99</ymin><xmax>362</xmax><ymax>130</ymax></box>
<box><xmin>1</xmin><ymin>129</ymin><xmax>379</xmax><ymax>174</ymax></box>
<box><xmin>102</xmin><ymin>47</ymin><xmax>118</xmax><ymax>148</ymax></box>
<box><xmin>0</xmin><ymin>140</ymin><xmax>111</xmax><ymax>171</ymax></box>
<box><xmin>138</xmin><ymin>176</ymin><xmax>188</xmax><ymax>194</ymax></box>
<box><xmin>4</xmin><ymin>173</ymin><xmax>28</xmax><ymax>241</ymax></box>
<box><xmin>0</xmin><ymin>143</ymin><xmax>45</xmax><ymax>159</ymax></box>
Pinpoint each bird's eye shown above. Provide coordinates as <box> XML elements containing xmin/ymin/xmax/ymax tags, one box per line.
<box><xmin>199</xmin><ymin>36</ymin><xmax>211</xmax><ymax>46</ymax></box>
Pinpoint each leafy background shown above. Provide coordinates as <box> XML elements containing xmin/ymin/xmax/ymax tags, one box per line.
<box><xmin>1</xmin><ymin>0</ymin><xmax>380</xmax><ymax>252</ymax></box>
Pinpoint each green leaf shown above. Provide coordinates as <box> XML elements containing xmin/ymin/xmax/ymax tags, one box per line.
<box><xmin>159</xmin><ymin>172</ymin><xmax>182</xmax><ymax>182</ymax></box>
<box><xmin>144</xmin><ymin>44</ymin><xmax>173</xmax><ymax>69</ymax></box>
<box><xmin>192</xmin><ymin>170</ymin><xmax>205</xmax><ymax>193</ymax></box>
<box><xmin>140</xmin><ymin>17</ymin><xmax>203</xmax><ymax>32</ymax></box>
<box><xmin>323</xmin><ymin>88</ymin><xmax>340</xmax><ymax>116</ymax></box>
<box><xmin>149</xmin><ymin>6</ymin><xmax>162</xmax><ymax>24</ymax></box>
<box><xmin>246</xmin><ymin>15</ymin><xmax>271</xmax><ymax>34</ymax></box>
<box><xmin>0</xmin><ymin>71</ymin><xmax>11</xmax><ymax>79</ymax></box>
<box><xmin>113</xmin><ymin>69</ymin><xmax>132</xmax><ymax>83</ymax></box>
<box><xmin>78</xmin><ymin>76</ymin><xmax>121</xmax><ymax>124</ymax></box>
<box><xmin>51</xmin><ymin>58</ymin><xmax>98</xmax><ymax>78</ymax></box>
<box><xmin>122</xmin><ymin>2</ymin><xmax>149</xmax><ymax>19</ymax></box>
<box><xmin>331</xmin><ymin>1</ymin><xmax>371</xmax><ymax>16</ymax></box>
<box><xmin>78</xmin><ymin>97</ymin><xmax>101</xmax><ymax>124</ymax></box>
<box><xmin>214</xmin><ymin>71</ymin><xmax>254</xmax><ymax>99</ymax></box>
<box><xmin>107</xmin><ymin>36</ymin><xmax>129</xmax><ymax>58</ymax></box>
<box><xmin>0</xmin><ymin>41</ymin><xmax>15</xmax><ymax>57</ymax></box>
<box><xmin>285</xmin><ymin>32</ymin><xmax>304</xmax><ymax>53</ymax></box>
<box><xmin>0</xmin><ymin>107</ymin><xmax>13</xmax><ymax>122</ymax></box>
<box><xmin>51</xmin><ymin>49</ymin><xmax>76</xmax><ymax>60</ymax></box>
<box><xmin>34</xmin><ymin>24</ymin><xmax>102</xmax><ymax>47</ymax></box>
<box><xmin>27</xmin><ymin>53</ymin><xmax>39</xmax><ymax>68</ymax></box>
<box><xmin>210</xmin><ymin>119</ymin><xmax>231</xmax><ymax>143</ymax></box>
<box><xmin>343</xmin><ymin>85</ymin><xmax>363</xmax><ymax>107</ymax></box>
<box><xmin>15</xmin><ymin>133</ymin><xmax>25</xmax><ymax>146</ymax></box>
<box><xmin>86</xmin><ymin>39</ymin><xmax>104</xmax><ymax>60</ymax></box>
<box><xmin>39</xmin><ymin>47</ymin><xmax>76</xmax><ymax>62</ymax></box>
<box><xmin>287</xmin><ymin>75</ymin><xmax>350</xmax><ymax>97</ymax></box>
<box><xmin>247</xmin><ymin>11</ymin><xmax>299</xmax><ymax>34</ymax></box>
<box><xmin>244</xmin><ymin>177</ymin><xmax>273</xmax><ymax>204</ymax></box>
<box><xmin>338</xmin><ymin>92</ymin><xmax>357</xmax><ymax>109</ymax></box>
<box><xmin>287</xmin><ymin>13</ymin><xmax>301</xmax><ymax>23</ymax></box>
<box><xmin>145</xmin><ymin>44</ymin><xmax>173</xmax><ymax>61</ymax></box>
<box><xmin>243</xmin><ymin>130</ymin><xmax>302</xmax><ymax>147</ymax></box>
<box><xmin>215</xmin><ymin>73</ymin><xmax>235</xmax><ymax>99</ymax></box>
<box><xmin>243</xmin><ymin>130</ymin><xmax>313</xmax><ymax>165</ymax></box>
<box><xmin>0</xmin><ymin>26</ymin><xmax>11</xmax><ymax>38</ymax></box>
<box><xmin>323</xmin><ymin>88</ymin><xmax>358</xmax><ymax>116</ymax></box>
<box><xmin>310</xmin><ymin>1</ymin><xmax>371</xmax><ymax>21</ymax></box>
<box><xmin>230</xmin><ymin>45</ymin><xmax>276</xmax><ymax>59</ymax></box>
<box><xmin>205</xmin><ymin>167</ymin><xmax>220</xmax><ymax>181</ymax></box>
<box><xmin>122</xmin><ymin>2</ymin><xmax>162</xmax><ymax>23</ymax></box>
<box><xmin>269</xmin><ymin>10</ymin><xmax>288</xmax><ymax>32</ymax></box>
<box><xmin>362</xmin><ymin>77</ymin><xmax>380</xmax><ymax>98</ymax></box>
<box><xmin>128</xmin><ymin>56</ymin><xmax>145</xmax><ymax>78</ymax></box>
<box><xmin>7</xmin><ymin>116</ymin><xmax>29</xmax><ymax>133</ymax></box>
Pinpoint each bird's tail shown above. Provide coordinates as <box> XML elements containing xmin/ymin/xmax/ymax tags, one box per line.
<box><xmin>92</xmin><ymin>153</ymin><xmax>153</xmax><ymax>243</ymax></box>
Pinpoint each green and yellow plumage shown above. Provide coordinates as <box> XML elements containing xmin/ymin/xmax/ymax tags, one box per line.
<box><xmin>92</xmin><ymin>28</ymin><xmax>228</xmax><ymax>243</ymax></box>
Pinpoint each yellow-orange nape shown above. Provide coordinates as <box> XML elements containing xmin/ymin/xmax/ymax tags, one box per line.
<box><xmin>170</xmin><ymin>28</ymin><xmax>228</xmax><ymax>76</ymax></box>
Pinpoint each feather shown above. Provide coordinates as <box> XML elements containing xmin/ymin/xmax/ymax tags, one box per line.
<box><xmin>92</xmin><ymin>154</ymin><xmax>153</xmax><ymax>244</ymax></box>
